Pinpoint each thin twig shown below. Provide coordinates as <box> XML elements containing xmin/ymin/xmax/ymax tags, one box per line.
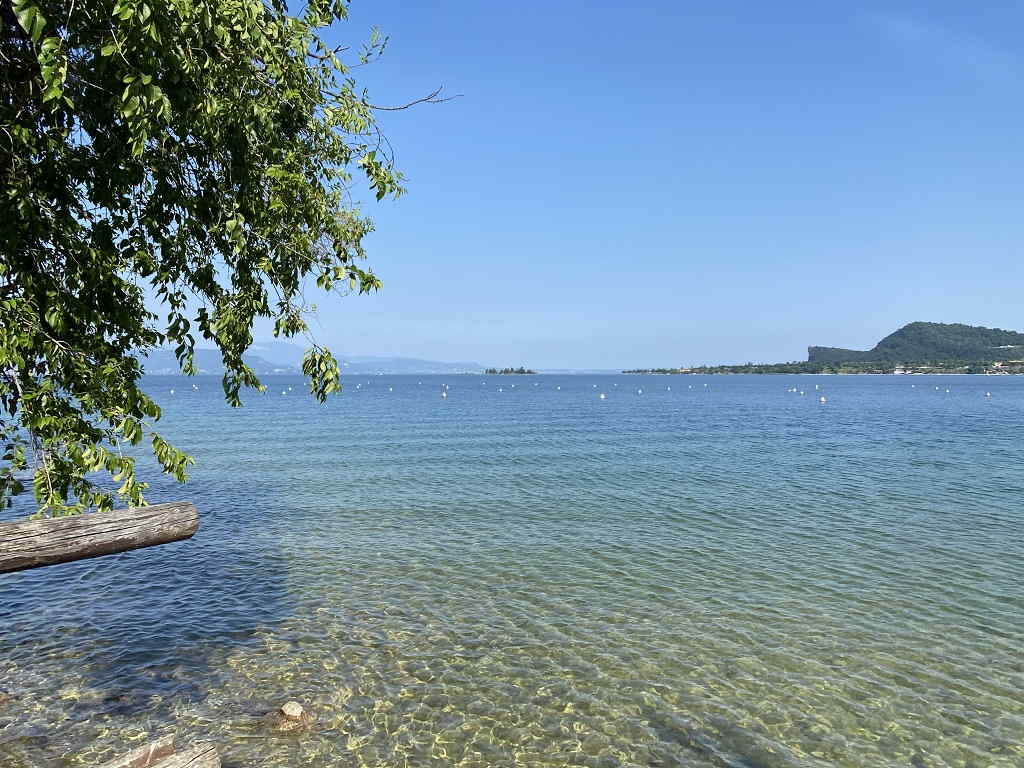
<box><xmin>367</xmin><ymin>86</ymin><xmax>459</xmax><ymax>111</ymax></box>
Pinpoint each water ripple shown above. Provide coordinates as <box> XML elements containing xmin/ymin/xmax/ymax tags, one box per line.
<box><xmin>1</xmin><ymin>374</ymin><xmax>1022</xmax><ymax>767</ymax></box>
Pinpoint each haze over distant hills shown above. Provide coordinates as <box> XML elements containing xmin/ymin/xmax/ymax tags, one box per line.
<box><xmin>142</xmin><ymin>323</ymin><xmax>1024</xmax><ymax>376</ymax></box>
<box><xmin>141</xmin><ymin>348</ymin><xmax>288</xmax><ymax>375</ymax></box>
<box><xmin>340</xmin><ymin>356</ymin><xmax>484</xmax><ymax>374</ymax></box>
<box><xmin>141</xmin><ymin>343</ymin><xmax>484</xmax><ymax>375</ymax></box>
<box><xmin>809</xmin><ymin>322</ymin><xmax>1024</xmax><ymax>363</ymax></box>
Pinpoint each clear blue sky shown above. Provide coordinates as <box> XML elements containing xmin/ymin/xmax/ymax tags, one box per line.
<box><xmin>265</xmin><ymin>1</ymin><xmax>1024</xmax><ymax>369</ymax></box>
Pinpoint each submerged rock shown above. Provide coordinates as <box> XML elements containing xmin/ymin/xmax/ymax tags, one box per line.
<box><xmin>263</xmin><ymin>700</ymin><xmax>315</xmax><ymax>733</ymax></box>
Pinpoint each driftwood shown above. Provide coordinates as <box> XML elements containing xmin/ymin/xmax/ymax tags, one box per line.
<box><xmin>150</xmin><ymin>742</ymin><xmax>220</xmax><ymax>768</ymax></box>
<box><xmin>97</xmin><ymin>735</ymin><xmax>176</xmax><ymax>768</ymax></box>
<box><xmin>0</xmin><ymin>502</ymin><xmax>199</xmax><ymax>574</ymax></box>
<box><xmin>96</xmin><ymin>737</ymin><xmax>220</xmax><ymax>768</ymax></box>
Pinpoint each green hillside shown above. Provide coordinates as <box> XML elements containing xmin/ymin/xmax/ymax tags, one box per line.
<box><xmin>808</xmin><ymin>322</ymin><xmax>1024</xmax><ymax>363</ymax></box>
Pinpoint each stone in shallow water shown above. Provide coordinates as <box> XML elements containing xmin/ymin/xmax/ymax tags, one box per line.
<box><xmin>263</xmin><ymin>700</ymin><xmax>316</xmax><ymax>733</ymax></box>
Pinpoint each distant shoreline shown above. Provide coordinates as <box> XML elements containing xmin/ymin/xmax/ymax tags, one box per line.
<box><xmin>618</xmin><ymin>368</ymin><xmax>1019</xmax><ymax>376</ymax></box>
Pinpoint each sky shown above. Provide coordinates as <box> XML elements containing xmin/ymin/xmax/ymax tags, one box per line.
<box><xmin>258</xmin><ymin>1</ymin><xmax>1023</xmax><ymax>369</ymax></box>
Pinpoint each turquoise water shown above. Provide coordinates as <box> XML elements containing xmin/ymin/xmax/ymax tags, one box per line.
<box><xmin>1</xmin><ymin>374</ymin><xmax>1022</xmax><ymax>767</ymax></box>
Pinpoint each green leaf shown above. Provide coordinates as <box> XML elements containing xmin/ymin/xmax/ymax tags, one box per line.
<box><xmin>12</xmin><ymin>0</ymin><xmax>46</xmax><ymax>44</ymax></box>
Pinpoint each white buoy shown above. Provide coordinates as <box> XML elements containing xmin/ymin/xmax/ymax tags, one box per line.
<box><xmin>800</xmin><ymin>391</ymin><xmax>805</xmax><ymax>396</ymax></box>
<box><xmin>388</xmin><ymin>386</ymin><xmax>393</xmax><ymax>392</ymax></box>
<box><xmin>556</xmin><ymin>386</ymin><xmax>561</xmax><ymax>390</ymax></box>
<box><xmin>945</xmin><ymin>389</ymin><xmax>950</xmax><ymax>393</ymax></box>
<box><xmin>820</xmin><ymin>396</ymin><xmax>827</xmax><ymax>403</ymax></box>
<box><xmin>637</xmin><ymin>388</ymin><xmax>643</xmax><ymax>395</ymax></box>
<box><xmin>986</xmin><ymin>391</ymin><xmax>992</xmax><ymax>397</ymax></box>
<box><xmin>667</xmin><ymin>386</ymin><xmax>671</xmax><ymax>391</ymax></box>
<box><xmin>441</xmin><ymin>390</ymin><xmax>447</xmax><ymax>399</ymax></box>
<box><xmin>599</xmin><ymin>393</ymin><xmax>606</xmax><ymax>399</ymax></box>
<box><xmin>499</xmin><ymin>387</ymin><xmax>503</xmax><ymax>392</ymax></box>
<box><xmin>815</xmin><ymin>384</ymin><xmax>819</xmax><ymax>390</ymax></box>
<box><xmin>703</xmin><ymin>383</ymin><xmax>708</xmax><ymax>387</ymax></box>
<box><xmin>170</xmin><ymin>389</ymin><xmax>175</xmax><ymax>394</ymax></box>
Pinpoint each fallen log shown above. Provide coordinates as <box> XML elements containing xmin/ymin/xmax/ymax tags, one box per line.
<box><xmin>97</xmin><ymin>734</ymin><xmax>176</xmax><ymax>768</ymax></box>
<box><xmin>152</xmin><ymin>742</ymin><xmax>220</xmax><ymax>768</ymax></box>
<box><xmin>95</xmin><ymin>737</ymin><xmax>221</xmax><ymax>768</ymax></box>
<box><xmin>0</xmin><ymin>502</ymin><xmax>199</xmax><ymax>574</ymax></box>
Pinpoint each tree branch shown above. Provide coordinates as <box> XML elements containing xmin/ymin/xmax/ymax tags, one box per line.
<box><xmin>367</xmin><ymin>86</ymin><xmax>459</xmax><ymax>111</ymax></box>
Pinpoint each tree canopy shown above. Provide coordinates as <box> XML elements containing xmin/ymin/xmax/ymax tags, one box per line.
<box><xmin>1</xmin><ymin>0</ymin><xmax>426</xmax><ymax>514</ymax></box>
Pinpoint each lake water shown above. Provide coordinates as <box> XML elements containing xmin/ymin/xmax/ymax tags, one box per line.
<box><xmin>1</xmin><ymin>374</ymin><xmax>1022</xmax><ymax>767</ymax></box>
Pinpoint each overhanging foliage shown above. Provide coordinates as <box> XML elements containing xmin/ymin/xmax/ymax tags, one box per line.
<box><xmin>1</xmin><ymin>0</ymin><xmax>418</xmax><ymax>514</ymax></box>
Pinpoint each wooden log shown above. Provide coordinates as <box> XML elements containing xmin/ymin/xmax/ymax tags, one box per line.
<box><xmin>0</xmin><ymin>502</ymin><xmax>199</xmax><ymax>574</ymax></box>
<box><xmin>97</xmin><ymin>734</ymin><xmax>176</xmax><ymax>768</ymax></box>
<box><xmin>152</xmin><ymin>742</ymin><xmax>220</xmax><ymax>768</ymax></box>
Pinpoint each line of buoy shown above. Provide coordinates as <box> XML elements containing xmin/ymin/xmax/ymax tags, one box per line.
<box><xmin>246</xmin><ymin>380</ymin><xmax>1010</xmax><ymax>406</ymax></box>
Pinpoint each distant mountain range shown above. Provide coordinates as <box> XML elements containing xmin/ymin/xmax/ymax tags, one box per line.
<box><xmin>141</xmin><ymin>348</ymin><xmax>290</xmax><ymax>375</ymax></box>
<box><xmin>809</xmin><ymin>322</ymin><xmax>1024</xmax><ymax>363</ymax></box>
<box><xmin>141</xmin><ymin>343</ymin><xmax>484</xmax><ymax>375</ymax></box>
<box><xmin>341</xmin><ymin>356</ymin><xmax>484</xmax><ymax>374</ymax></box>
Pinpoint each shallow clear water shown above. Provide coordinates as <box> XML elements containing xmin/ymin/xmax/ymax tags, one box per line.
<box><xmin>1</xmin><ymin>374</ymin><xmax>1022</xmax><ymax>767</ymax></box>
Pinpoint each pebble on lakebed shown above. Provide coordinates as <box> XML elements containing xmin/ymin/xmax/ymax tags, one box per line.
<box><xmin>263</xmin><ymin>700</ymin><xmax>316</xmax><ymax>732</ymax></box>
